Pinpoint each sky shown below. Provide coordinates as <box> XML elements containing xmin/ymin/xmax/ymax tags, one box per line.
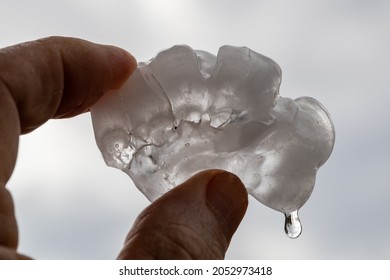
<box><xmin>1</xmin><ymin>0</ymin><xmax>390</xmax><ymax>259</ymax></box>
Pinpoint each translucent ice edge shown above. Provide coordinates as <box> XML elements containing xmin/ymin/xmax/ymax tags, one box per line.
<box><xmin>91</xmin><ymin>45</ymin><xmax>335</xmax><ymax>238</ymax></box>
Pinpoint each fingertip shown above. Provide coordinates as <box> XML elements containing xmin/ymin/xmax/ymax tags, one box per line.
<box><xmin>52</xmin><ymin>38</ymin><xmax>138</xmax><ymax>118</ymax></box>
<box><xmin>205</xmin><ymin>171</ymin><xmax>248</xmax><ymax>243</ymax></box>
<box><xmin>105</xmin><ymin>46</ymin><xmax>137</xmax><ymax>90</ymax></box>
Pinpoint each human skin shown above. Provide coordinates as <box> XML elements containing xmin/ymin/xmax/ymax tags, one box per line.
<box><xmin>0</xmin><ymin>37</ymin><xmax>248</xmax><ymax>259</ymax></box>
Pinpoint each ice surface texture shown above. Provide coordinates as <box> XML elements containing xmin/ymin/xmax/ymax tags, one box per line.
<box><xmin>91</xmin><ymin>45</ymin><xmax>335</xmax><ymax>238</ymax></box>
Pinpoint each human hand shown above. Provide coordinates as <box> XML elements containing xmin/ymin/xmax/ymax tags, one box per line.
<box><xmin>0</xmin><ymin>37</ymin><xmax>248</xmax><ymax>260</ymax></box>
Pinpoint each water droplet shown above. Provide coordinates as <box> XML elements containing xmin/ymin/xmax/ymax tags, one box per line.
<box><xmin>284</xmin><ymin>210</ymin><xmax>302</xmax><ymax>239</ymax></box>
<box><xmin>185</xmin><ymin>156</ymin><xmax>188</xmax><ymax>161</ymax></box>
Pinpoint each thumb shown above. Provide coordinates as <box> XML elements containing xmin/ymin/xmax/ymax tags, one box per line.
<box><xmin>118</xmin><ymin>170</ymin><xmax>248</xmax><ymax>259</ymax></box>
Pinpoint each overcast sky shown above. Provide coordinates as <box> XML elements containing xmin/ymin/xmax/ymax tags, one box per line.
<box><xmin>2</xmin><ymin>0</ymin><xmax>390</xmax><ymax>259</ymax></box>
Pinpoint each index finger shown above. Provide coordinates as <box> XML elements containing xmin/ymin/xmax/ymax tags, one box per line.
<box><xmin>0</xmin><ymin>36</ymin><xmax>136</xmax><ymax>134</ymax></box>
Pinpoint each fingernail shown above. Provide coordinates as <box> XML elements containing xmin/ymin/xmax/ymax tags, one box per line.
<box><xmin>206</xmin><ymin>171</ymin><xmax>248</xmax><ymax>242</ymax></box>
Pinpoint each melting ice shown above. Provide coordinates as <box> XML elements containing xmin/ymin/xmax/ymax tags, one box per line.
<box><xmin>91</xmin><ymin>45</ymin><xmax>335</xmax><ymax>238</ymax></box>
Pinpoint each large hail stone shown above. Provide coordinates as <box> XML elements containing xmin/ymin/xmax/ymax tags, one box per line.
<box><xmin>91</xmin><ymin>45</ymin><xmax>335</xmax><ymax>238</ymax></box>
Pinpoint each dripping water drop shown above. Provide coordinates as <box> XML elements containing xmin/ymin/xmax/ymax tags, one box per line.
<box><xmin>284</xmin><ymin>210</ymin><xmax>302</xmax><ymax>239</ymax></box>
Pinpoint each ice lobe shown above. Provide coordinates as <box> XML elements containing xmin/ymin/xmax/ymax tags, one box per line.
<box><xmin>91</xmin><ymin>45</ymin><xmax>335</xmax><ymax>238</ymax></box>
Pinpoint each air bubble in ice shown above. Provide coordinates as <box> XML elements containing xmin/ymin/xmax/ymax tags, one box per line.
<box><xmin>91</xmin><ymin>45</ymin><xmax>335</xmax><ymax>238</ymax></box>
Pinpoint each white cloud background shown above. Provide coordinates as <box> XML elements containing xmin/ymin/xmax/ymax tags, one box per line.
<box><xmin>1</xmin><ymin>0</ymin><xmax>390</xmax><ymax>259</ymax></box>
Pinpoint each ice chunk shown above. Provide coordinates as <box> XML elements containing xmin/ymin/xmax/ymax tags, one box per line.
<box><xmin>91</xmin><ymin>45</ymin><xmax>335</xmax><ymax>238</ymax></box>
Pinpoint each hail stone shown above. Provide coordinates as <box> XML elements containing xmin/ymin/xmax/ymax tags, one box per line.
<box><xmin>91</xmin><ymin>45</ymin><xmax>335</xmax><ymax>238</ymax></box>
